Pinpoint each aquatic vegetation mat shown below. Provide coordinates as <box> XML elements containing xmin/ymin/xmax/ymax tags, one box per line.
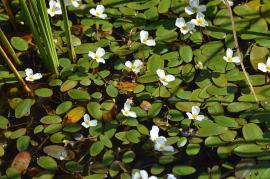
<box><xmin>1</xmin><ymin>0</ymin><xmax>270</xmax><ymax>178</ymax></box>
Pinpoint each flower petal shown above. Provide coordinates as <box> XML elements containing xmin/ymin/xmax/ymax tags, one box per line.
<box><xmin>90</xmin><ymin>120</ymin><xmax>98</xmax><ymax>126</ymax></box>
<box><xmin>226</xmin><ymin>48</ymin><xmax>233</xmax><ymax>58</ymax></box>
<box><xmin>89</xmin><ymin>9</ymin><xmax>96</xmax><ymax>16</ymax></box>
<box><xmin>96</xmin><ymin>58</ymin><xmax>105</xmax><ymax>64</ymax></box>
<box><xmin>132</xmin><ymin>172</ymin><xmax>140</xmax><ymax>179</ymax></box>
<box><xmin>165</xmin><ymin>74</ymin><xmax>175</xmax><ymax>82</ymax></box>
<box><xmin>128</xmin><ymin>111</ymin><xmax>137</xmax><ymax>118</ymax></box>
<box><xmin>99</xmin><ymin>13</ymin><xmax>107</xmax><ymax>19</ymax></box>
<box><xmin>84</xmin><ymin>114</ymin><xmax>90</xmax><ymax>121</ymax></box>
<box><xmin>232</xmin><ymin>56</ymin><xmax>240</xmax><ymax>63</ymax></box>
<box><xmin>186</xmin><ymin>112</ymin><xmax>193</xmax><ymax>119</ymax></box>
<box><xmin>258</xmin><ymin>63</ymin><xmax>267</xmax><ymax>73</ymax></box>
<box><xmin>175</xmin><ymin>17</ymin><xmax>185</xmax><ymax>28</ymax></box>
<box><xmin>146</xmin><ymin>39</ymin><xmax>156</xmax><ymax>46</ymax></box>
<box><xmin>33</xmin><ymin>73</ymin><xmax>42</xmax><ymax>80</ymax></box>
<box><xmin>140</xmin><ymin>170</ymin><xmax>148</xmax><ymax>179</ymax></box>
<box><xmin>156</xmin><ymin>69</ymin><xmax>165</xmax><ymax>78</ymax></box>
<box><xmin>149</xmin><ymin>176</ymin><xmax>158</xmax><ymax>179</ymax></box>
<box><xmin>196</xmin><ymin>115</ymin><xmax>205</xmax><ymax>121</ymax></box>
<box><xmin>167</xmin><ymin>174</ymin><xmax>177</xmax><ymax>179</ymax></box>
<box><xmin>198</xmin><ymin>5</ymin><xmax>206</xmax><ymax>12</ymax></box>
<box><xmin>81</xmin><ymin>122</ymin><xmax>89</xmax><ymax>128</ymax></box>
<box><xmin>164</xmin><ymin>145</ymin><xmax>174</xmax><ymax>152</ymax></box>
<box><xmin>185</xmin><ymin>6</ymin><xmax>194</xmax><ymax>15</ymax></box>
<box><xmin>25</xmin><ymin>68</ymin><xmax>33</xmax><ymax>76</ymax></box>
<box><xmin>266</xmin><ymin>57</ymin><xmax>270</xmax><ymax>66</ymax></box>
<box><xmin>96</xmin><ymin>5</ymin><xmax>105</xmax><ymax>13</ymax></box>
<box><xmin>155</xmin><ymin>136</ymin><xmax>167</xmax><ymax>145</ymax></box>
<box><xmin>150</xmin><ymin>125</ymin><xmax>159</xmax><ymax>141</ymax></box>
<box><xmin>192</xmin><ymin>106</ymin><xmax>200</xmax><ymax>115</ymax></box>
<box><xmin>96</xmin><ymin>47</ymin><xmax>105</xmax><ymax>57</ymax></box>
<box><xmin>125</xmin><ymin>61</ymin><xmax>132</xmax><ymax>69</ymax></box>
<box><xmin>140</xmin><ymin>30</ymin><xmax>149</xmax><ymax>42</ymax></box>
<box><xmin>88</xmin><ymin>51</ymin><xmax>95</xmax><ymax>59</ymax></box>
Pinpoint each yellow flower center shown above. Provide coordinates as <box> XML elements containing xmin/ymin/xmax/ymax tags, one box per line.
<box><xmin>160</xmin><ymin>145</ymin><xmax>165</xmax><ymax>150</ymax></box>
<box><xmin>192</xmin><ymin>6</ymin><xmax>198</xmax><ymax>12</ymax></box>
<box><xmin>192</xmin><ymin>114</ymin><xmax>198</xmax><ymax>119</ymax></box>
<box><xmin>96</xmin><ymin>12</ymin><xmax>101</xmax><ymax>16</ymax></box>
<box><xmin>267</xmin><ymin>66</ymin><xmax>270</xmax><ymax>71</ymax></box>
<box><xmin>161</xmin><ymin>77</ymin><xmax>167</xmax><ymax>82</ymax></box>
<box><xmin>197</xmin><ymin>18</ymin><xmax>204</xmax><ymax>25</ymax></box>
<box><xmin>182</xmin><ymin>25</ymin><xmax>188</xmax><ymax>30</ymax></box>
<box><xmin>94</xmin><ymin>54</ymin><xmax>100</xmax><ymax>59</ymax></box>
<box><xmin>227</xmin><ymin>57</ymin><xmax>233</xmax><ymax>62</ymax></box>
<box><xmin>143</xmin><ymin>38</ymin><xmax>148</xmax><ymax>43</ymax></box>
<box><xmin>51</xmin><ymin>7</ymin><xmax>56</xmax><ymax>13</ymax></box>
<box><xmin>28</xmin><ymin>75</ymin><xmax>34</xmax><ymax>81</ymax></box>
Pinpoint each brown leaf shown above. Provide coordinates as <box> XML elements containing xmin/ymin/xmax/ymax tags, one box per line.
<box><xmin>115</xmin><ymin>81</ymin><xmax>137</xmax><ymax>92</ymax></box>
<box><xmin>64</xmin><ymin>106</ymin><xmax>86</xmax><ymax>125</ymax></box>
<box><xmin>140</xmin><ymin>101</ymin><xmax>152</xmax><ymax>111</ymax></box>
<box><xmin>11</xmin><ymin>151</ymin><xmax>31</xmax><ymax>173</ymax></box>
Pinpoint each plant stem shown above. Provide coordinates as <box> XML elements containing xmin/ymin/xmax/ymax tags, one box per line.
<box><xmin>0</xmin><ymin>28</ymin><xmax>22</xmax><ymax>65</ymax></box>
<box><xmin>0</xmin><ymin>45</ymin><xmax>33</xmax><ymax>96</ymax></box>
<box><xmin>1</xmin><ymin>0</ymin><xmax>16</xmax><ymax>28</ymax></box>
<box><xmin>225</xmin><ymin>0</ymin><xmax>259</xmax><ymax>104</ymax></box>
<box><xmin>59</xmin><ymin>0</ymin><xmax>77</xmax><ymax>63</ymax></box>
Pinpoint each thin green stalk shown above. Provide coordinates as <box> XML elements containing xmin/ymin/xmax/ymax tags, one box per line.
<box><xmin>225</xmin><ymin>0</ymin><xmax>259</xmax><ymax>104</ymax></box>
<box><xmin>0</xmin><ymin>45</ymin><xmax>33</xmax><ymax>96</ymax></box>
<box><xmin>19</xmin><ymin>0</ymin><xmax>59</xmax><ymax>76</ymax></box>
<box><xmin>0</xmin><ymin>28</ymin><xmax>22</xmax><ymax>65</ymax></box>
<box><xmin>1</xmin><ymin>0</ymin><xmax>16</xmax><ymax>28</ymax></box>
<box><xmin>59</xmin><ymin>0</ymin><xmax>76</xmax><ymax>63</ymax></box>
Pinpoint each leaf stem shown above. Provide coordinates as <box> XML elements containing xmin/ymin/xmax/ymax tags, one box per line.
<box><xmin>1</xmin><ymin>0</ymin><xmax>16</xmax><ymax>28</ymax></box>
<box><xmin>225</xmin><ymin>0</ymin><xmax>259</xmax><ymax>104</ymax></box>
<box><xmin>0</xmin><ymin>45</ymin><xmax>33</xmax><ymax>96</ymax></box>
<box><xmin>59</xmin><ymin>0</ymin><xmax>77</xmax><ymax>63</ymax></box>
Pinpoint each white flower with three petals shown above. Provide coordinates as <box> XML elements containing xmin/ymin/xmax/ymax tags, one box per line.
<box><xmin>185</xmin><ymin>0</ymin><xmax>206</xmax><ymax>15</ymax></box>
<box><xmin>191</xmin><ymin>12</ymin><xmax>208</xmax><ymax>27</ymax></box>
<box><xmin>88</xmin><ymin>47</ymin><xmax>106</xmax><ymax>64</ymax></box>
<box><xmin>223</xmin><ymin>48</ymin><xmax>240</xmax><ymax>63</ymax></box>
<box><xmin>258</xmin><ymin>57</ymin><xmax>270</xmax><ymax>73</ymax></box>
<box><xmin>132</xmin><ymin>170</ymin><xmax>157</xmax><ymax>179</ymax></box>
<box><xmin>125</xmin><ymin>59</ymin><xmax>143</xmax><ymax>74</ymax></box>
<box><xmin>25</xmin><ymin>68</ymin><xmax>42</xmax><ymax>82</ymax></box>
<box><xmin>154</xmin><ymin>136</ymin><xmax>174</xmax><ymax>152</ymax></box>
<box><xmin>47</xmin><ymin>0</ymin><xmax>62</xmax><ymax>17</ymax></box>
<box><xmin>140</xmin><ymin>30</ymin><xmax>156</xmax><ymax>46</ymax></box>
<box><xmin>186</xmin><ymin>106</ymin><xmax>205</xmax><ymax>121</ymax></box>
<box><xmin>175</xmin><ymin>17</ymin><xmax>195</xmax><ymax>35</ymax></box>
<box><xmin>121</xmin><ymin>99</ymin><xmax>137</xmax><ymax>118</ymax></box>
<box><xmin>156</xmin><ymin>69</ymin><xmax>175</xmax><ymax>86</ymax></box>
<box><xmin>81</xmin><ymin>114</ymin><xmax>97</xmax><ymax>128</ymax></box>
<box><xmin>89</xmin><ymin>5</ymin><xmax>107</xmax><ymax>19</ymax></box>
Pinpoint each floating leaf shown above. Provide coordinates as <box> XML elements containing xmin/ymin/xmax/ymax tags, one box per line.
<box><xmin>65</xmin><ymin>106</ymin><xmax>86</xmax><ymax>124</ymax></box>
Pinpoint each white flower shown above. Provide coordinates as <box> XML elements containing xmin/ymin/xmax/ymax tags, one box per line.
<box><xmin>25</xmin><ymin>68</ymin><xmax>42</xmax><ymax>82</ymax></box>
<box><xmin>222</xmin><ymin>0</ymin><xmax>234</xmax><ymax>6</ymax></box>
<box><xmin>156</xmin><ymin>69</ymin><xmax>175</xmax><ymax>86</ymax></box>
<box><xmin>167</xmin><ymin>174</ymin><xmax>177</xmax><ymax>179</ymax></box>
<box><xmin>175</xmin><ymin>17</ymin><xmax>195</xmax><ymax>35</ymax></box>
<box><xmin>89</xmin><ymin>5</ymin><xmax>107</xmax><ymax>19</ymax></box>
<box><xmin>185</xmin><ymin>0</ymin><xmax>206</xmax><ymax>15</ymax></box>
<box><xmin>258</xmin><ymin>57</ymin><xmax>270</xmax><ymax>73</ymax></box>
<box><xmin>65</xmin><ymin>0</ymin><xmax>80</xmax><ymax>7</ymax></box>
<box><xmin>47</xmin><ymin>0</ymin><xmax>62</xmax><ymax>17</ymax></box>
<box><xmin>191</xmin><ymin>12</ymin><xmax>208</xmax><ymax>27</ymax></box>
<box><xmin>88</xmin><ymin>47</ymin><xmax>106</xmax><ymax>64</ymax></box>
<box><xmin>150</xmin><ymin>125</ymin><xmax>159</xmax><ymax>142</ymax></box>
<box><xmin>132</xmin><ymin>170</ymin><xmax>157</xmax><ymax>179</ymax></box>
<box><xmin>223</xmin><ymin>48</ymin><xmax>240</xmax><ymax>63</ymax></box>
<box><xmin>121</xmin><ymin>99</ymin><xmax>137</xmax><ymax>118</ymax></box>
<box><xmin>125</xmin><ymin>59</ymin><xmax>143</xmax><ymax>74</ymax></box>
<box><xmin>81</xmin><ymin>114</ymin><xmax>98</xmax><ymax>128</ymax></box>
<box><xmin>186</xmin><ymin>106</ymin><xmax>205</xmax><ymax>121</ymax></box>
<box><xmin>154</xmin><ymin>136</ymin><xmax>174</xmax><ymax>152</ymax></box>
<box><xmin>140</xmin><ymin>30</ymin><xmax>156</xmax><ymax>46</ymax></box>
